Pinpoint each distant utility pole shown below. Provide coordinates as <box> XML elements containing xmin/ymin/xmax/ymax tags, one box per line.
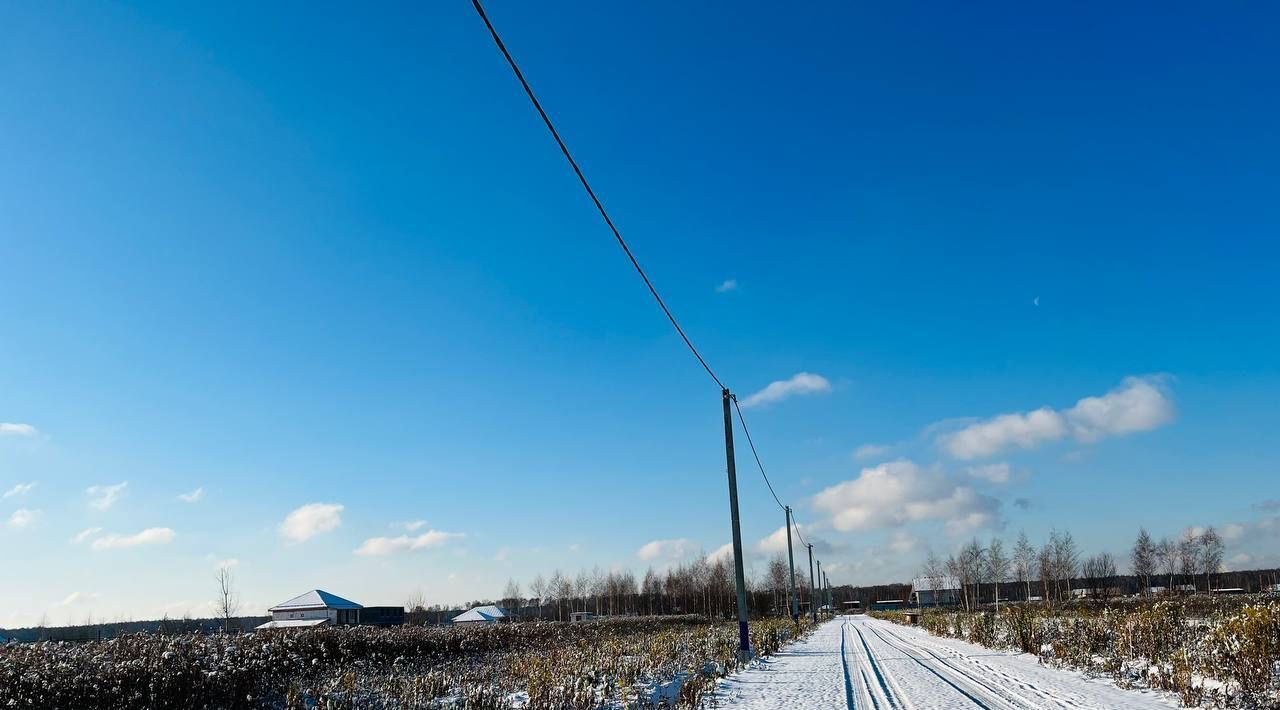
<box><xmin>722</xmin><ymin>389</ymin><xmax>750</xmax><ymax>657</ymax></box>
<box><xmin>807</xmin><ymin>544</ymin><xmax>817</xmax><ymax>623</ymax></box>
<box><xmin>785</xmin><ymin>506</ymin><xmax>799</xmax><ymax>622</ymax></box>
<box><xmin>816</xmin><ymin>560</ymin><xmax>823</xmax><ymax>616</ymax></box>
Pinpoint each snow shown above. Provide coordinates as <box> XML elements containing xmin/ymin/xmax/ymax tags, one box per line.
<box><xmin>714</xmin><ymin>615</ymin><xmax>1183</xmax><ymax>709</ymax></box>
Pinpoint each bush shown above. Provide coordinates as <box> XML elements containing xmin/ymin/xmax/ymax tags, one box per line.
<box><xmin>0</xmin><ymin>615</ymin><xmax>813</xmax><ymax>709</ymax></box>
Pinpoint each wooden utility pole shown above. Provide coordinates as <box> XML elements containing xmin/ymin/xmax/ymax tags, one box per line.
<box><xmin>722</xmin><ymin>389</ymin><xmax>750</xmax><ymax>657</ymax></box>
<box><xmin>785</xmin><ymin>506</ymin><xmax>799</xmax><ymax>622</ymax></box>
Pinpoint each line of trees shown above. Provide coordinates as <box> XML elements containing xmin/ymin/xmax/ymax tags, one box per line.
<box><xmin>919</xmin><ymin>526</ymin><xmax>1235</xmax><ymax>609</ymax></box>
<box><xmin>406</xmin><ymin>555</ymin><xmax>818</xmax><ymax>624</ymax></box>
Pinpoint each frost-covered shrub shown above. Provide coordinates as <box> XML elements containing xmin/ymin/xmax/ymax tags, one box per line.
<box><xmin>0</xmin><ymin>615</ymin><xmax>812</xmax><ymax>710</ymax></box>
<box><xmin>898</xmin><ymin>598</ymin><xmax>1280</xmax><ymax>708</ymax></box>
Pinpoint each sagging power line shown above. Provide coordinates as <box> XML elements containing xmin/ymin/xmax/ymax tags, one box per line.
<box><xmin>470</xmin><ymin>0</ymin><xmax>838</xmax><ymax>652</ymax></box>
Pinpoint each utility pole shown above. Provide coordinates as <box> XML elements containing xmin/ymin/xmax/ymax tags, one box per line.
<box><xmin>816</xmin><ymin>559</ymin><xmax>823</xmax><ymax>617</ymax></box>
<box><xmin>807</xmin><ymin>544</ymin><xmax>817</xmax><ymax>623</ymax></box>
<box><xmin>785</xmin><ymin>506</ymin><xmax>799</xmax><ymax>622</ymax></box>
<box><xmin>722</xmin><ymin>389</ymin><xmax>750</xmax><ymax>658</ymax></box>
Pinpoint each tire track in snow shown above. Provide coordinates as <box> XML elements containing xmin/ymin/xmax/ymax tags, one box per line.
<box><xmin>876</xmin><ymin>624</ymin><xmax>1081</xmax><ymax>709</ymax></box>
<box><xmin>852</xmin><ymin>621</ymin><xmax>904</xmax><ymax>710</ymax></box>
<box><xmin>862</xmin><ymin>623</ymin><xmax>999</xmax><ymax>709</ymax></box>
<box><xmin>873</xmin><ymin>623</ymin><xmax>1071</xmax><ymax>709</ymax></box>
<box><xmin>839</xmin><ymin>621</ymin><xmax>859</xmax><ymax>710</ymax></box>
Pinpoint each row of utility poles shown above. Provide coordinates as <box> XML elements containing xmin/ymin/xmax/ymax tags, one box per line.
<box><xmin>722</xmin><ymin>389</ymin><xmax>835</xmax><ymax>659</ymax></box>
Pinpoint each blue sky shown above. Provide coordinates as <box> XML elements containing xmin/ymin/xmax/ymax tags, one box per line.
<box><xmin>1</xmin><ymin>1</ymin><xmax>1278</xmax><ymax>627</ymax></box>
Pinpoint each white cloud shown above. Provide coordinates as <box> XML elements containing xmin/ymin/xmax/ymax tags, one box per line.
<box><xmin>214</xmin><ymin>558</ymin><xmax>240</xmax><ymax>570</ymax></box>
<box><xmin>812</xmin><ymin>460</ymin><xmax>1000</xmax><ymax>535</ymax></box>
<box><xmin>715</xmin><ymin>278</ymin><xmax>739</xmax><ymax>293</ymax></box>
<box><xmin>354</xmin><ymin>529</ymin><xmax>465</xmax><ymax>556</ymax></box>
<box><xmin>87</xmin><ymin>482</ymin><xmax>128</xmax><ymax>511</ymax></box>
<box><xmin>71</xmin><ymin>527</ymin><xmax>103</xmax><ymax>544</ymax></box>
<box><xmin>740</xmin><ymin>372</ymin><xmax>832</xmax><ymax>409</ymax></box>
<box><xmin>965</xmin><ymin>463</ymin><xmax>1014</xmax><ymax>484</ymax></box>
<box><xmin>177</xmin><ymin>487</ymin><xmax>204</xmax><ymax>503</ymax></box>
<box><xmin>90</xmin><ymin>527</ymin><xmax>176</xmax><ymax>550</ymax></box>
<box><xmin>0</xmin><ymin>423</ymin><xmax>38</xmax><ymax>437</ymax></box>
<box><xmin>59</xmin><ymin>591</ymin><xmax>101</xmax><ymax>606</ymax></box>
<box><xmin>637</xmin><ymin>538</ymin><xmax>696</xmax><ymax>561</ymax></box>
<box><xmin>396</xmin><ymin>520</ymin><xmax>428</xmax><ymax>531</ymax></box>
<box><xmin>7</xmin><ymin>508</ymin><xmax>40</xmax><ymax>529</ymax></box>
<box><xmin>706</xmin><ymin>543</ymin><xmax>735</xmax><ymax>565</ymax></box>
<box><xmin>940</xmin><ymin>377</ymin><xmax>1173</xmax><ymax>459</ymax></box>
<box><xmin>853</xmin><ymin>444</ymin><xmax>890</xmax><ymax>461</ymax></box>
<box><xmin>3</xmin><ymin>481</ymin><xmax>36</xmax><ymax>499</ymax></box>
<box><xmin>1064</xmin><ymin>377</ymin><xmax>1174</xmax><ymax>442</ymax></box>
<box><xmin>279</xmin><ymin>503</ymin><xmax>343</xmax><ymax>543</ymax></box>
<box><xmin>755</xmin><ymin>524</ymin><xmax>818</xmax><ymax>556</ymax></box>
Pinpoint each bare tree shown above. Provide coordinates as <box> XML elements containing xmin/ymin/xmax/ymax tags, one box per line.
<box><xmin>215</xmin><ymin>566</ymin><xmax>240</xmax><ymax>633</ymax></box>
<box><xmin>945</xmin><ymin>554</ymin><xmax>967</xmax><ymax>611</ymax></box>
<box><xmin>529</xmin><ymin>574</ymin><xmax>547</xmax><ymax>620</ymax></box>
<box><xmin>1038</xmin><ymin>543</ymin><xmax>1054</xmax><ymax>601</ymax></box>
<box><xmin>1131</xmin><ymin>528</ymin><xmax>1156</xmax><ymax>595</ymax></box>
<box><xmin>1178</xmin><ymin>530</ymin><xmax>1199</xmax><ymax>591</ymax></box>
<box><xmin>1156</xmin><ymin>537</ymin><xmax>1178</xmax><ymax>591</ymax></box>
<box><xmin>405</xmin><ymin>589</ymin><xmax>429</xmax><ymax>625</ymax></box>
<box><xmin>921</xmin><ymin>549</ymin><xmax>945</xmax><ymax>607</ymax></box>
<box><xmin>1013</xmin><ymin>531</ymin><xmax>1036</xmax><ymax>602</ymax></box>
<box><xmin>986</xmin><ymin>538</ymin><xmax>1009</xmax><ymax>611</ymax></box>
<box><xmin>1052</xmin><ymin>530</ymin><xmax>1080</xmax><ymax>600</ymax></box>
<box><xmin>501</xmin><ymin>579</ymin><xmax>522</xmax><ymax>620</ymax></box>
<box><xmin>1199</xmin><ymin>527</ymin><xmax>1224</xmax><ymax>592</ymax></box>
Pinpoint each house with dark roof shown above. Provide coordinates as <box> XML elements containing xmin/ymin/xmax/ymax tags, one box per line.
<box><xmin>256</xmin><ymin>589</ymin><xmax>402</xmax><ymax>630</ymax></box>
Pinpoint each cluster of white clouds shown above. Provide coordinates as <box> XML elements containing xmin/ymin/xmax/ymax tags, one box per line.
<box><xmin>940</xmin><ymin>376</ymin><xmax>1173</xmax><ymax>460</ymax></box>
<box><xmin>279</xmin><ymin>503</ymin><xmax>344</xmax><ymax>543</ymax></box>
<box><xmin>355</xmin><ymin>529</ymin><xmax>465</xmax><ymax>556</ymax></box>
<box><xmin>715</xmin><ymin>278</ymin><xmax>738</xmax><ymax>293</ymax></box>
<box><xmin>740</xmin><ymin>372</ymin><xmax>832</xmax><ymax>409</ymax></box>
<box><xmin>812</xmin><ymin>460</ymin><xmax>1001</xmax><ymax>536</ymax></box>
<box><xmin>71</xmin><ymin>526</ymin><xmax>176</xmax><ymax>550</ymax></box>
<box><xmin>0</xmin><ymin>422</ymin><xmax>39</xmax><ymax>437</ymax></box>
<box><xmin>3</xmin><ymin>481</ymin><xmax>37</xmax><ymax>499</ymax></box>
<box><xmin>636</xmin><ymin>538</ymin><xmax>697</xmax><ymax>562</ymax></box>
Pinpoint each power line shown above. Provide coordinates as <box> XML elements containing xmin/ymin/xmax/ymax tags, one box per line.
<box><xmin>730</xmin><ymin>394</ymin><xmax>785</xmax><ymax>511</ymax></box>
<box><xmin>471</xmin><ymin>0</ymin><xmax>831</xmax><ymax>586</ymax></box>
<box><xmin>470</xmin><ymin>0</ymin><xmax>724</xmax><ymax>390</ymax></box>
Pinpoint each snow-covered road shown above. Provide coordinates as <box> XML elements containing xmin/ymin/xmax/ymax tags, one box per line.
<box><xmin>713</xmin><ymin>615</ymin><xmax>1179</xmax><ymax>709</ymax></box>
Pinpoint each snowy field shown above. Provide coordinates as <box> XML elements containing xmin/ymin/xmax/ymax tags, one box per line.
<box><xmin>714</xmin><ymin>615</ymin><xmax>1181</xmax><ymax>709</ymax></box>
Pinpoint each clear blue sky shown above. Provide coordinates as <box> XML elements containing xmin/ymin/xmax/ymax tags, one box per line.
<box><xmin>2</xmin><ymin>1</ymin><xmax>1277</xmax><ymax>626</ymax></box>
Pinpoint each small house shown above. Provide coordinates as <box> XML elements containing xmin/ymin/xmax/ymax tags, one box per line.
<box><xmin>256</xmin><ymin>590</ymin><xmax>363</xmax><ymax>630</ymax></box>
<box><xmin>451</xmin><ymin>605</ymin><xmax>509</xmax><ymax>624</ymax></box>
<box><xmin>910</xmin><ymin>576</ymin><xmax>960</xmax><ymax>607</ymax></box>
<box><xmin>569</xmin><ymin>611</ymin><xmax>596</xmax><ymax>623</ymax></box>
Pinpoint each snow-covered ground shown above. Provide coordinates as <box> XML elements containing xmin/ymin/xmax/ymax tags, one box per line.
<box><xmin>713</xmin><ymin>615</ymin><xmax>1182</xmax><ymax>709</ymax></box>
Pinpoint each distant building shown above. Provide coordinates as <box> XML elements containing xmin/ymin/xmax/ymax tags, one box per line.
<box><xmin>256</xmin><ymin>590</ymin><xmax>403</xmax><ymax>631</ymax></box>
<box><xmin>1210</xmin><ymin>587</ymin><xmax>1246</xmax><ymax>595</ymax></box>
<box><xmin>452</xmin><ymin>605</ymin><xmax>509</xmax><ymax>624</ymax></box>
<box><xmin>910</xmin><ymin>576</ymin><xmax>961</xmax><ymax>607</ymax></box>
<box><xmin>569</xmin><ymin>611</ymin><xmax>596</xmax><ymax>623</ymax></box>
<box><xmin>870</xmin><ymin>599</ymin><xmax>906</xmax><ymax>611</ymax></box>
